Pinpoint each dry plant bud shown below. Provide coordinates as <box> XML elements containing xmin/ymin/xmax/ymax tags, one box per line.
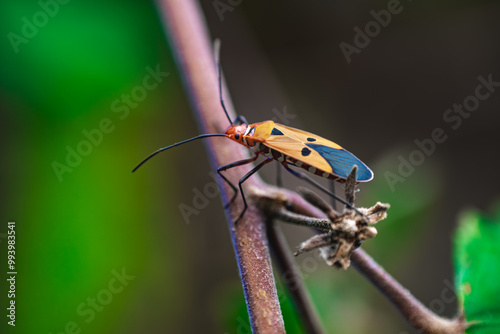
<box><xmin>296</xmin><ymin>201</ymin><xmax>389</xmax><ymax>269</ymax></box>
<box><xmin>281</xmin><ymin>167</ymin><xmax>390</xmax><ymax>269</ymax></box>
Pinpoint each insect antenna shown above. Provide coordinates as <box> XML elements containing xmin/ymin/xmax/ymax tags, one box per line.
<box><xmin>132</xmin><ymin>134</ymin><xmax>227</xmax><ymax>173</ymax></box>
<box><xmin>213</xmin><ymin>39</ymin><xmax>234</xmax><ymax>127</ymax></box>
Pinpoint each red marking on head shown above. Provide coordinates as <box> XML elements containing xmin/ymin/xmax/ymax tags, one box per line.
<box><xmin>225</xmin><ymin>124</ymin><xmax>248</xmax><ymax>146</ymax></box>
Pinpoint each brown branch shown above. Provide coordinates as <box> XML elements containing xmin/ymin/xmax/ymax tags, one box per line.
<box><xmin>267</xmin><ymin>222</ymin><xmax>326</xmax><ymax>334</ymax></box>
<box><xmin>154</xmin><ymin>0</ymin><xmax>287</xmax><ymax>332</ymax></box>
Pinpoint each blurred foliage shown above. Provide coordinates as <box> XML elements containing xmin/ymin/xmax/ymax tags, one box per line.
<box><xmin>0</xmin><ymin>1</ymin><xmax>189</xmax><ymax>333</ymax></box>
<box><xmin>0</xmin><ymin>2</ymin><xmax>161</xmax><ymax>120</ymax></box>
<box><xmin>454</xmin><ymin>202</ymin><xmax>500</xmax><ymax>333</ymax></box>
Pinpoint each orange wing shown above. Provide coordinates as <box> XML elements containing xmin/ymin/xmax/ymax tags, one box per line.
<box><xmin>262</xmin><ymin>123</ymin><xmax>373</xmax><ymax>181</ymax></box>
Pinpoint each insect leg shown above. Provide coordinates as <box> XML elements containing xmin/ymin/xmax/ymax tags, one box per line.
<box><xmin>234</xmin><ymin>158</ymin><xmax>274</xmax><ymax>224</ymax></box>
<box><xmin>282</xmin><ymin>163</ymin><xmax>364</xmax><ymax>216</ymax></box>
<box><xmin>276</xmin><ymin>161</ymin><xmax>283</xmax><ymax>187</ymax></box>
<box><xmin>214</xmin><ymin>39</ymin><xmax>236</xmax><ymax>126</ymax></box>
<box><xmin>217</xmin><ymin>153</ymin><xmax>260</xmax><ymax>208</ymax></box>
<box><xmin>329</xmin><ymin>180</ymin><xmax>338</xmax><ymax>211</ymax></box>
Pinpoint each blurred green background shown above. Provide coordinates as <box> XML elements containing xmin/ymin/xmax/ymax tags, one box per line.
<box><xmin>0</xmin><ymin>0</ymin><xmax>499</xmax><ymax>333</ymax></box>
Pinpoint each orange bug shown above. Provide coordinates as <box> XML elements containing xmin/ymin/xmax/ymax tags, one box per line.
<box><xmin>133</xmin><ymin>42</ymin><xmax>373</xmax><ymax>223</ymax></box>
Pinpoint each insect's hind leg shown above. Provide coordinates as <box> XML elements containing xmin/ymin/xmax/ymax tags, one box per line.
<box><xmin>217</xmin><ymin>153</ymin><xmax>260</xmax><ymax>208</ymax></box>
<box><xmin>276</xmin><ymin>161</ymin><xmax>283</xmax><ymax>187</ymax></box>
<box><xmin>282</xmin><ymin>163</ymin><xmax>364</xmax><ymax>216</ymax></box>
<box><xmin>329</xmin><ymin>180</ymin><xmax>338</xmax><ymax>211</ymax></box>
<box><xmin>234</xmin><ymin>158</ymin><xmax>274</xmax><ymax>224</ymax></box>
<box><xmin>213</xmin><ymin>40</ymin><xmax>247</xmax><ymax>128</ymax></box>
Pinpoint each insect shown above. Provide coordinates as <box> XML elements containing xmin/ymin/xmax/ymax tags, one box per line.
<box><xmin>133</xmin><ymin>41</ymin><xmax>373</xmax><ymax>223</ymax></box>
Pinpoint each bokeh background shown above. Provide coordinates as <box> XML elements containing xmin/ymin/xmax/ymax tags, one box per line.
<box><xmin>1</xmin><ymin>0</ymin><xmax>499</xmax><ymax>333</ymax></box>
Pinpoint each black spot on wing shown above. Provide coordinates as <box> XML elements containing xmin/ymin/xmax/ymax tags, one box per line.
<box><xmin>307</xmin><ymin>137</ymin><xmax>316</xmax><ymax>142</ymax></box>
<box><xmin>305</xmin><ymin>143</ymin><xmax>373</xmax><ymax>181</ymax></box>
<box><xmin>301</xmin><ymin>147</ymin><xmax>312</xmax><ymax>156</ymax></box>
<box><xmin>271</xmin><ymin>128</ymin><xmax>284</xmax><ymax>136</ymax></box>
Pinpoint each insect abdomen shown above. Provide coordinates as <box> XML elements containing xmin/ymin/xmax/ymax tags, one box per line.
<box><xmin>253</xmin><ymin>142</ymin><xmax>343</xmax><ymax>182</ymax></box>
<box><xmin>287</xmin><ymin>156</ymin><xmax>343</xmax><ymax>182</ymax></box>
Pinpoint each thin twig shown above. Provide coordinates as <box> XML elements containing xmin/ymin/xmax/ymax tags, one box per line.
<box><xmin>274</xmin><ymin>207</ymin><xmax>331</xmax><ymax>230</ymax></box>
<box><xmin>155</xmin><ymin>0</ymin><xmax>285</xmax><ymax>332</ymax></box>
<box><xmin>351</xmin><ymin>250</ymin><xmax>467</xmax><ymax>334</ymax></box>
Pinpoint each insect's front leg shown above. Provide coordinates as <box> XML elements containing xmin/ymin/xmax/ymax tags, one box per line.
<box><xmin>217</xmin><ymin>152</ymin><xmax>260</xmax><ymax>208</ymax></box>
<box><xmin>234</xmin><ymin>158</ymin><xmax>274</xmax><ymax>224</ymax></box>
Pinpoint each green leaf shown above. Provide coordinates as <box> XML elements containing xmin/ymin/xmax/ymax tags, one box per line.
<box><xmin>454</xmin><ymin>203</ymin><xmax>500</xmax><ymax>333</ymax></box>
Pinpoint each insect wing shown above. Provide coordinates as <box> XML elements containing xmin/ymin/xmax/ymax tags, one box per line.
<box><xmin>264</xmin><ymin>124</ymin><xmax>373</xmax><ymax>181</ymax></box>
<box><xmin>304</xmin><ymin>143</ymin><xmax>373</xmax><ymax>181</ymax></box>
